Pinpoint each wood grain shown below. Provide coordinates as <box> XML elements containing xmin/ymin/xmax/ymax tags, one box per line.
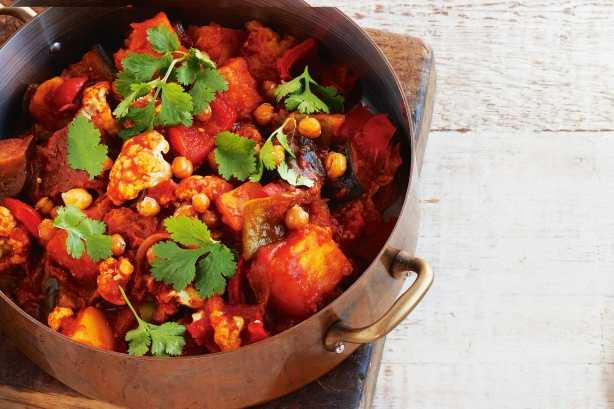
<box><xmin>313</xmin><ymin>0</ymin><xmax>614</xmax><ymax>132</ymax></box>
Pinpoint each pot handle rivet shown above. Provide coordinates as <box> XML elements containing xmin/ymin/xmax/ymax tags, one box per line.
<box><xmin>323</xmin><ymin>251</ymin><xmax>433</xmax><ymax>352</ymax></box>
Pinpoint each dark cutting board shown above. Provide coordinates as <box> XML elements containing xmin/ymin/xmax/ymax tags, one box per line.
<box><xmin>0</xmin><ymin>9</ymin><xmax>435</xmax><ymax>408</ymax></box>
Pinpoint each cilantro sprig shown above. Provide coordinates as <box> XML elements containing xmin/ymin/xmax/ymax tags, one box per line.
<box><xmin>150</xmin><ymin>216</ymin><xmax>237</xmax><ymax>298</ymax></box>
<box><xmin>53</xmin><ymin>205</ymin><xmax>113</xmax><ymax>262</ymax></box>
<box><xmin>113</xmin><ymin>25</ymin><xmax>227</xmax><ymax>139</ymax></box>
<box><xmin>119</xmin><ymin>287</ymin><xmax>186</xmax><ymax>357</ymax></box>
<box><xmin>66</xmin><ymin>114</ymin><xmax>108</xmax><ymax>179</ymax></box>
<box><xmin>214</xmin><ymin>120</ymin><xmax>314</xmax><ymax>187</ymax></box>
<box><xmin>275</xmin><ymin>66</ymin><xmax>344</xmax><ymax>114</ymax></box>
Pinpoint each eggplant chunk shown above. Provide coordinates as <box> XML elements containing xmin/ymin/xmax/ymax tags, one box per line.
<box><xmin>0</xmin><ymin>135</ymin><xmax>33</xmax><ymax>199</ymax></box>
<box><xmin>323</xmin><ymin>143</ymin><xmax>364</xmax><ymax>203</ymax></box>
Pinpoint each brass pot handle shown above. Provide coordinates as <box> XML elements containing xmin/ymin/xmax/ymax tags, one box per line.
<box><xmin>0</xmin><ymin>6</ymin><xmax>37</xmax><ymax>23</ymax></box>
<box><xmin>324</xmin><ymin>251</ymin><xmax>433</xmax><ymax>353</ymax></box>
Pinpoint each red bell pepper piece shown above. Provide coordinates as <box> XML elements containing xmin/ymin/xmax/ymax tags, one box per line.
<box><xmin>1</xmin><ymin>197</ymin><xmax>42</xmax><ymax>238</ymax></box>
<box><xmin>277</xmin><ymin>38</ymin><xmax>318</xmax><ymax>81</ymax></box>
<box><xmin>51</xmin><ymin>76</ymin><xmax>88</xmax><ymax>112</ymax></box>
<box><xmin>167</xmin><ymin>125</ymin><xmax>215</xmax><ymax>168</ymax></box>
<box><xmin>246</xmin><ymin>320</ymin><xmax>268</xmax><ymax>344</ymax></box>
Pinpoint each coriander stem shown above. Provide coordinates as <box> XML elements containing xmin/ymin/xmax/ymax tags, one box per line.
<box><xmin>119</xmin><ymin>286</ymin><xmax>145</xmax><ymax>325</ymax></box>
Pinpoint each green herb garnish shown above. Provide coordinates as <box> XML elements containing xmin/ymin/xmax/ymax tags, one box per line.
<box><xmin>53</xmin><ymin>205</ymin><xmax>112</xmax><ymax>262</ymax></box>
<box><xmin>120</xmin><ymin>287</ymin><xmax>186</xmax><ymax>357</ymax></box>
<box><xmin>274</xmin><ymin>66</ymin><xmax>344</xmax><ymax>114</ymax></box>
<box><xmin>150</xmin><ymin>216</ymin><xmax>237</xmax><ymax>298</ymax></box>
<box><xmin>66</xmin><ymin>114</ymin><xmax>108</xmax><ymax>179</ymax></box>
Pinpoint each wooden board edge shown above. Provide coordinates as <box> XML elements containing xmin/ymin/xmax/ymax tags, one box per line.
<box><xmin>0</xmin><ymin>385</ymin><xmax>121</xmax><ymax>409</ymax></box>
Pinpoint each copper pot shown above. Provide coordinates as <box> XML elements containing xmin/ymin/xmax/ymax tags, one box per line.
<box><xmin>0</xmin><ymin>3</ymin><xmax>433</xmax><ymax>408</ymax></box>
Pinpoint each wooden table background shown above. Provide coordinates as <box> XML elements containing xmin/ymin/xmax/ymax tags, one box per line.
<box><xmin>310</xmin><ymin>1</ymin><xmax>614</xmax><ymax>408</ymax></box>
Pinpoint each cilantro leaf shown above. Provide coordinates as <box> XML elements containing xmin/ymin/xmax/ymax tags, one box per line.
<box><xmin>195</xmin><ymin>244</ymin><xmax>237</xmax><ymax>298</ymax></box>
<box><xmin>164</xmin><ymin>215</ymin><xmax>212</xmax><ymax>247</ymax></box>
<box><xmin>147</xmin><ymin>26</ymin><xmax>180</xmax><ymax>53</ymax></box>
<box><xmin>259</xmin><ymin>138</ymin><xmax>277</xmax><ymax>171</ymax></box>
<box><xmin>252</xmin><ymin>119</ymin><xmax>296</xmax><ymax>182</ymax></box>
<box><xmin>113</xmin><ymin>82</ymin><xmax>155</xmax><ymax>119</ymax></box>
<box><xmin>53</xmin><ymin>205</ymin><xmax>113</xmax><ymax>262</ymax></box>
<box><xmin>150</xmin><ymin>322</ymin><xmax>186</xmax><ymax>356</ymax></box>
<box><xmin>66</xmin><ymin>114</ymin><xmax>108</xmax><ymax>180</ymax></box>
<box><xmin>277</xmin><ymin>161</ymin><xmax>315</xmax><ymax>188</ymax></box>
<box><xmin>150</xmin><ymin>241</ymin><xmax>207</xmax><ymax>292</ymax></box>
<box><xmin>175</xmin><ymin>58</ymin><xmax>200</xmax><ymax>86</ymax></box>
<box><xmin>214</xmin><ymin>132</ymin><xmax>258</xmax><ymax>181</ymax></box>
<box><xmin>190</xmin><ymin>68</ymin><xmax>228</xmax><ymax>115</ymax></box>
<box><xmin>274</xmin><ymin>66</ymin><xmax>344</xmax><ymax>114</ymax></box>
<box><xmin>120</xmin><ymin>287</ymin><xmax>186</xmax><ymax>357</ymax></box>
<box><xmin>159</xmin><ymin>82</ymin><xmax>193</xmax><ymax>126</ymax></box>
<box><xmin>118</xmin><ymin>100</ymin><xmax>156</xmax><ymax>140</ymax></box>
<box><xmin>122</xmin><ymin>53</ymin><xmax>172</xmax><ymax>83</ymax></box>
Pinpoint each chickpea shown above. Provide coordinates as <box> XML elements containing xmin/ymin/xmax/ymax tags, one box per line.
<box><xmin>137</xmin><ymin>196</ymin><xmax>160</xmax><ymax>217</ymax></box>
<box><xmin>38</xmin><ymin>218</ymin><xmax>55</xmax><ymax>242</ymax></box>
<box><xmin>298</xmin><ymin>117</ymin><xmax>322</xmax><ymax>139</ymax></box>
<box><xmin>196</xmin><ymin>105</ymin><xmax>212</xmax><ymax>122</ymax></box>
<box><xmin>202</xmin><ymin>209</ymin><xmax>220</xmax><ymax>228</ymax></box>
<box><xmin>111</xmin><ymin>234</ymin><xmax>126</xmax><ymax>256</ymax></box>
<box><xmin>285</xmin><ymin>205</ymin><xmax>309</xmax><ymax>230</ymax></box>
<box><xmin>50</xmin><ymin>207</ymin><xmax>59</xmax><ymax>219</ymax></box>
<box><xmin>325</xmin><ymin>152</ymin><xmax>347</xmax><ymax>180</ymax></box>
<box><xmin>253</xmin><ymin>103</ymin><xmax>274</xmax><ymax>126</ymax></box>
<box><xmin>262</xmin><ymin>80</ymin><xmax>277</xmax><ymax>98</ymax></box>
<box><xmin>102</xmin><ymin>157</ymin><xmax>113</xmax><ymax>171</ymax></box>
<box><xmin>174</xmin><ymin>204</ymin><xmax>196</xmax><ymax>218</ymax></box>
<box><xmin>146</xmin><ymin>247</ymin><xmax>156</xmax><ymax>265</ymax></box>
<box><xmin>61</xmin><ymin>188</ymin><xmax>93</xmax><ymax>210</ymax></box>
<box><xmin>207</xmin><ymin>150</ymin><xmax>218</xmax><ymax>172</ymax></box>
<box><xmin>192</xmin><ymin>193</ymin><xmax>211</xmax><ymax>213</ymax></box>
<box><xmin>271</xmin><ymin>145</ymin><xmax>286</xmax><ymax>167</ymax></box>
<box><xmin>172</xmin><ymin>156</ymin><xmax>194</xmax><ymax>179</ymax></box>
<box><xmin>35</xmin><ymin>197</ymin><xmax>54</xmax><ymax>216</ymax></box>
<box><xmin>118</xmin><ymin>258</ymin><xmax>134</xmax><ymax>276</ymax></box>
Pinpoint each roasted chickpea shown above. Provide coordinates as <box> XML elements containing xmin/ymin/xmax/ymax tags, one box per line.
<box><xmin>285</xmin><ymin>205</ymin><xmax>309</xmax><ymax>230</ymax></box>
<box><xmin>38</xmin><ymin>218</ymin><xmax>55</xmax><ymax>242</ymax></box>
<box><xmin>298</xmin><ymin>117</ymin><xmax>322</xmax><ymax>139</ymax></box>
<box><xmin>196</xmin><ymin>105</ymin><xmax>212</xmax><ymax>122</ymax></box>
<box><xmin>253</xmin><ymin>103</ymin><xmax>274</xmax><ymax>126</ymax></box>
<box><xmin>202</xmin><ymin>209</ymin><xmax>220</xmax><ymax>228</ymax></box>
<box><xmin>271</xmin><ymin>145</ymin><xmax>285</xmax><ymax>167</ymax></box>
<box><xmin>35</xmin><ymin>197</ymin><xmax>54</xmax><ymax>216</ymax></box>
<box><xmin>111</xmin><ymin>234</ymin><xmax>126</xmax><ymax>256</ymax></box>
<box><xmin>172</xmin><ymin>156</ymin><xmax>194</xmax><ymax>179</ymax></box>
<box><xmin>325</xmin><ymin>152</ymin><xmax>347</xmax><ymax>180</ymax></box>
<box><xmin>61</xmin><ymin>188</ymin><xmax>93</xmax><ymax>210</ymax></box>
<box><xmin>174</xmin><ymin>204</ymin><xmax>196</xmax><ymax>218</ymax></box>
<box><xmin>192</xmin><ymin>193</ymin><xmax>211</xmax><ymax>213</ymax></box>
<box><xmin>262</xmin><ymin>80</ymin><xmax>277</xmax><ymax>98</ymax></box>
<box><xmin>137</xmin><ymin>196</ymin><xmax>160</xmax><ymax>217</ymax></box>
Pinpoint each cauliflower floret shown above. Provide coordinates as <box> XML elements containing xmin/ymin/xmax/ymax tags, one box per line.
<box><xmin>0</xmin><ymin>206</ymin><xmax>16</xmax><ymax>236</ymax></box>
<box><xmin>158</xmin><ymin>285</ymin><xmax>206</xmax><ymax>309</ymax></box>
<box><xmin>175</xmin><ymin>175</ymin><xmax>232</xmax><ymax>202</ymax></box>
<box><xmin>0</xmin><ymin>206</ymin><xmax>30</xmax><ymax>273</ymax></box>
<box><xmin>78</xmin><ymin>81</ymin><xmax>119</xmax><ymax>135</ymax></box>
<box><xmin>97</xmin><ymin>257</ymin><xmax>134</xmax><ymax>305</ymax></box>
<box><xmin>107</xmin><ymin>130</ymin><xmax>172</xmax><ymax>204</ymax></box>
<box><xmin>210</xmin><ymin>309</ymin><xmax>244</xmax><ymax>352</ymax></box>
<box><xmin>48</xmin><ymin>306</ymin><xmax>74</xmax><ymax>331</ymax></box>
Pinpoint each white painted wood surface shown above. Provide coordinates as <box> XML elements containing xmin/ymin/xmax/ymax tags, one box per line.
<box><xmin>310</xmin><ymin>1</ymin><xmax>614</xmax><ymax>408</ymax></box>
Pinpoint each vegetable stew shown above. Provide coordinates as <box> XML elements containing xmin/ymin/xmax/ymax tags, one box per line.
<box><xmin>0</xmin><ymin>12</ymin><xmax>403</xmax><ymax>356</ymax></box>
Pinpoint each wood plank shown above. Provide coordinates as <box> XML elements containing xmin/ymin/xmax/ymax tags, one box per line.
<box><xmin>314</xmin><ymin>0</ymin><xmax>614</xmax><ymax>132</ymax></box>
<box><xmin>372</xmin><ymin>129</ymin><xmax>614</xmax><ymax>408</ymax></box>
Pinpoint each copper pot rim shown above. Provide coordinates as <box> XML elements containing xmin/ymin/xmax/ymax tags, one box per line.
<box><xmin>0</xmin><ymin>4</ymin><xmax>415</xmax><ymax>361</ymax></box>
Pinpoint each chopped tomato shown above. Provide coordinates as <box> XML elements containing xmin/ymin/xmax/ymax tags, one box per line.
<box><xmin>277</xmin><ymin>38</ymin><xmax>318</xmax><ymax>80</ymax></box>
<box><xmin>218</xmin><ymin>57</ymin><xmax>262</xmax><ymax>118</ymax></box>
<box><xmin>1</xmin><ymin>198</ymin><xmax>42</xmax><ymax>238</ymax></box>
<box><xmin>201</xmin><ymin>96</ymin><xmax>237</xmax><ymax>136</ymax></box>
<box><xmin>188</xmin><ymin>23</ymin><xmax>245</xmax><ymax>66</ymax></box>
<box><xmin>215</xmin><ymin>182</ymin><xmax>268</xmax><ymax>231</ymax></box>
<box><xmin>46</xmin><ymin>230</ymin><xmax>99</xmax><ymax>281</ymax></box>
<box><xmin>167</xmin><ymin>125</ymin><xmax>215</xmax><ymax>167</ymax></box>
<box><xmin>52</xmin><ymin>76</ymin><xmax>87</xmax><ymax>111</ymax></box>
